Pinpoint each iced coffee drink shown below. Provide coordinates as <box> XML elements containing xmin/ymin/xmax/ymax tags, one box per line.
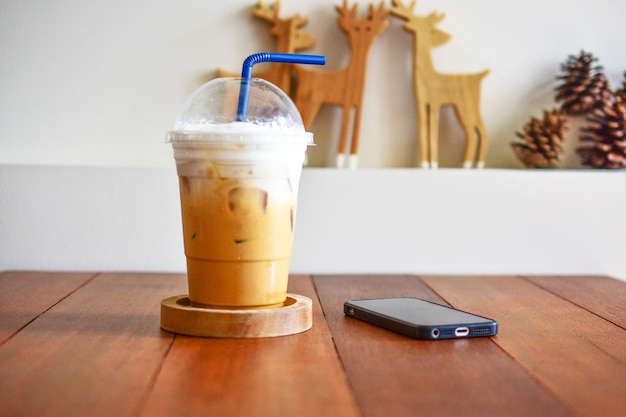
<box><xmin>168</xmin><ymin>78</ymin><xmax>312</xmax><ymax>309</ymax></box>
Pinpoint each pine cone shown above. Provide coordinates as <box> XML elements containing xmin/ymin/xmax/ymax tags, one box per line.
<box><xmin>615</xmin><ymin>71</ymin><xmax>626</xmax><ymax>101</ymax></box>
<box><xmin>555</xmin><ymin>51</ymin><xmax>612</xmax><ymax>115</ymax></box>
<box><xmin>577</xmin><ymin>95</ymin><xmax>626</xmax><ymax>169</ymax></box>
<box><xmin>512</xmin><ymin>109</ymin><xmax>567</xmax><ymax>168</ymax></box>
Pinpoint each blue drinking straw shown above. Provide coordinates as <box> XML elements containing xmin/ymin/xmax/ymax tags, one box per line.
<box><xmin>236</xmin><ymin>52</ymin><xmax>326</xmax><ymax>122</ymax></box>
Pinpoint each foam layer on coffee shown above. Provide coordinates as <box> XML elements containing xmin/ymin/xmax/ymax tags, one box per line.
<box><xmin>167</xmin><ymin>122</ymin><xmax>313</xmax><ymax>146</ymax></box>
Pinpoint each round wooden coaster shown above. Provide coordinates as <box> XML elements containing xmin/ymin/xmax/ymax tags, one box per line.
<box><xmin>160</xmin><ymin>294</ymin><xmax>312</xmax><ymax>338</ymax></box>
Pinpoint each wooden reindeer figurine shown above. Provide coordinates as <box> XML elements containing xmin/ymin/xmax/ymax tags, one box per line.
<box><xmin>217</xmin><ymin>0</ymin><xmax>316</xmax><ymax>95</ymax></box>
<box><xmin>294</xmin><ymin>1</ymin><xmax>389</xmax><ymax>168</ymax></box>
<box><xmin>391</xmin><ymin>0</ymin><xmax>489</xmax><ymax>168</ymax></box>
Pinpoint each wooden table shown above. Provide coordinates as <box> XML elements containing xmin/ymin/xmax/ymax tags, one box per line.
<box><xmin>1</xmin><ymin>272</ymin><xmax>625</xmax><ymax>417</ymax></box>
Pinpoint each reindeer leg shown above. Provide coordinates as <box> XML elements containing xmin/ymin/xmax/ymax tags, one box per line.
<box><xmin>293</xmin><ymin>68</ymin><xmax>320</xmax><ymax>130</ymax></box>
<box><xmin>348</xmin><ymin>105</ymin><xmax>361</xmax><ymax>169</ymax></box>
<box><xmin>295</xmin><ymin>92</ymin><xmax>319</xmax><ymax>131</ymax></box>
<box><xmin>428</xmin><ymin>104</ymin><xmax>439</xmax><ymax>169</ymax></box>
<box><xmin>460</xmin><ymin>121</ymin><xmax>477</xmax><ymax>169</ymax></box>
<box><xmin>295</xmin><ymin>99</ymin><xmax>319</xmax><ymax>167</ymax></box>
<box><xmin>475</xmin><ymin>120</ymin><xmax>488</xmax><ymax>169</ymax></box>
<box><xmin>417</xmin><ymin>104</ymin><xmax>429</xmax><ymax>168</ymax></box>
<box><xmin>336</xmin><ymin>106</ymin><xmax>352</xmax><ymax>168</ymax></box>
<box><xmin>454</xmin><ymin>104</ymin><xmax>477</xmax><ymax>169</ymax></box>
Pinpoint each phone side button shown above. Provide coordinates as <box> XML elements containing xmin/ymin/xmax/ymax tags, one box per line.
<box><xmin>455</xmin><ymin>327</ymin><xmax>470</xmax><ymax>337</ymax></box>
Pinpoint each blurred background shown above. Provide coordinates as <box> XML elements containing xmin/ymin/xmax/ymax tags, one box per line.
<box><xmin>1</xmin><ymin>0</ymin><xmax>625</xmax><ymax>280</ymax></box>
<box><xmin>2</xmin><ymin>0</ymin><xmax>625</xmax><ymax>168</ymax></box>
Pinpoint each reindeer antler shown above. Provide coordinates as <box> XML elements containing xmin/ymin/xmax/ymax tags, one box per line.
<box><xmin>253</xmin><ymin>0</ymin><xmax>280</xmax><ymax>23</ymax></box>
<box><xmin>337</xmin><ymin>1</ymin><xmax>389</xmax><ymax>33</ymax></box>
<box><xmin>292</xmin><ymin>13</ymin><xmax>309</xmax><ymax>28</ymax></box>
<box><xmin>391</xmin><ymin>0</ymin><xmax>446</xmax><ymax>25</ymax></box>
<box><xmin>367</xmin><ymin>2</ymin><xmax>391</xmax><ymax>23</ymax></box>
<box><xmin>336</xmin><ymin>0</ymin><xmax>359</xmax><ymax>25</ymax></box>
<box><xmin>390</xmin><ymin>0</ymin><xmax>416</xmax><ymax>20</ymax></box>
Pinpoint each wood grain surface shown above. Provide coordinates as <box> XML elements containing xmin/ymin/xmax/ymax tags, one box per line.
<box><xmin>1</xmin><ymin>271</ymin><xmax>624</xmax><ymax>417</ymax></box>
<box><xmin>0</xmin><ymin>271</ymin><xmax>96</xmax><ymax>345</ymax></box>
<box><xmin>420</xmin><ymin>274</ymin><xmax>626</xmax><ymax>417</ymax></box>
<box><xmin>142</xmin><ymin>274</ymin><xmax>361</xmax><ymax>417</ymax></box>
<box><xmin>314</xmin><ymin>274</ymin><xmax>573</xmax><ymax>417</ymax></box>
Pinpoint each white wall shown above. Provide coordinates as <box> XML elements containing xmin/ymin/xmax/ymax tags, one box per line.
<box><xmin>2</xmin><ymin>0</ymin><xmax>626</xmax><ymax>168</ymax></box>
<box><xmin>1</xmin><ymin>1</ymin><xmax>625</xmax><ymax>280</ymax></box>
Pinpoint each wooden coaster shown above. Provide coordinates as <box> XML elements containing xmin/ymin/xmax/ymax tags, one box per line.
<box><xmin>160</xmin><ymin>294</ymin><xmax>312</xmax><ymax>338</ymax></box>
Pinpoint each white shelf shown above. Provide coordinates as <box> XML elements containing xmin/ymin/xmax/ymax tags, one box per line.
<box><xmin>1</xmin><ymin>165</ymin><xmax>625</xmax><ymax>281</ymax></box>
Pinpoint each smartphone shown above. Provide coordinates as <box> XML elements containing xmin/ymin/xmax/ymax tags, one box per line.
<box><xmin>344</xmin><ymin>297</ymin><xmax>498</xmax><ymax>340</ymax></box>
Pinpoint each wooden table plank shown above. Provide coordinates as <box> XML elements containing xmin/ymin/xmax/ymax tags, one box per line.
<box><xmin>0</xmin><ymin>271</ymin><xmax>96</xmax><ymax>344</ymax></box>
<box><xmin>0</xmin><ymin>272</ymin><xmax>186</xmax><ymax>417</ymax></box>
<box><xmin>2</xmin><ymin>272</ymin><xmax>624</xmax><ymax>417</ymax></box>
<box><xmin>420</xmin><ymin>275</ymin><xmax>626</xmax><ymax>417</ymax></box>
<box><xmin>313</xmin><ymin>274</ymin><xmax>573</xmax><ymax>417</ymax></box>
<box><xmin>523</xmin><ymin>275</ymin><xmax>626</xmax><ymax>329</ymax></box>
<box><xmin>141</xmin><ymin>275</ymin><xmax>362</xmax><ymax>417</ymax></box>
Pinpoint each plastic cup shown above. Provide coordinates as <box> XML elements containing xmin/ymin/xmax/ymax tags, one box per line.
<box><xmin>167</xmin><ymin>77</ymin><xmax>313</xmax><ymax>309</ymax></box>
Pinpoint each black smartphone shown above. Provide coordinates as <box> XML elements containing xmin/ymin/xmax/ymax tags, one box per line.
<box><xmin>344</xmin><ymin>297</ymin><xmax>498</xmax><ymax>340</ymax></box>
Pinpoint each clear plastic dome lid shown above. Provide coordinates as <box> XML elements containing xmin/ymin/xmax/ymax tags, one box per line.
<box><xmin>166</xmin><ymin>77</ymin><xmax>313</xmax><ymax>145</ymax></box>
